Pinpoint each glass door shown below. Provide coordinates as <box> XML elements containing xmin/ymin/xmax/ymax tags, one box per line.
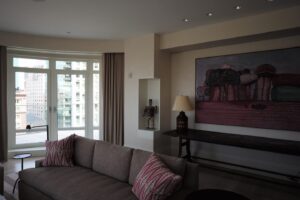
<box><xmin>12</xmin><ymin>57</ymin><xmax>49</xmax><ymax>147</ymax></box>
<box><xmin>8</xmin><ymin>54</ymin><xmax>102</xmax><ymax>149</ymax></box>
<box><xmin>55</xmin><ymin>61</ymin><xmax>87</xmax><ymax>139</ymax></box>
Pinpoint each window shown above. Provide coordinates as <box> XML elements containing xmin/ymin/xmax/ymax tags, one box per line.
<box><xmin>8</xmin><ymin>53</ymin><xmax>102</xmax><ymax>148</ymax></box>
<box><xmin>13</xmin><ymin>57</ymin><xmax>49</xmax><ymax>69</ymax></box>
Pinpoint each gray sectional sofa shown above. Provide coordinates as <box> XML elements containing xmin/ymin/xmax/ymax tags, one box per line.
<box><xmin>18</xmin><ymin>136</ymin><xmax>199</xmax><ymax>200</ymax></box>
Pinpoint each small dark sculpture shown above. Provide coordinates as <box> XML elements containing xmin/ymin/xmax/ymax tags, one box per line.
<box><xmin>143</xmin><ymin>99</ymin><xmax>158</xmax><ymax>129</ymax></box>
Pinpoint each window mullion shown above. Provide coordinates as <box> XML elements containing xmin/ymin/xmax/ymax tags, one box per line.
<box><xmin>99</xmin><ymin>58</ymin><xmax>104</xmax><ymax>140</ymax></box>
<box><xmin>7</xmin><ymin>55</ymin><xmax>16</xmax><ymax>149</ymax></box>
<box><xmin>86</xmin><ymin>61</ymin><xmax>93</xmax><ymax>139</ymax></box>
<box><xmin>50</xmin><ymin>58</ymin><xmax>58</xmax><ymax>141</ymax></box>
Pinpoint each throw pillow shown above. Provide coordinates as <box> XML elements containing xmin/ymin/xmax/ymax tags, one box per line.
<box><xmin>132</xmin><ymin>154</ymin><xmax>183</xmax><ymax>200</ymax></box>
<box><xmin>42</xmin><ymin>134</ymin><xmax>75</xmax><ymax>167</ymax></box>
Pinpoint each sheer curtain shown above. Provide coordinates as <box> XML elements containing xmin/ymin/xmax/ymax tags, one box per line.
<box><xmin>0</xmin><ymin>46</ymin><xmax>7</xmax><ymax>162</ymax></box>
<box><xmin>103</xmin><ymin>53</ymin><xmax>124</xmax><ymax>145</ymax></box>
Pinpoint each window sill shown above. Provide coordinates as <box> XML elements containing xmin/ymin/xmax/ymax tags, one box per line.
<box><xmin>8</xmin><ymin>147</ymin><xmax>46</xmax><ymax>158</ymax></box>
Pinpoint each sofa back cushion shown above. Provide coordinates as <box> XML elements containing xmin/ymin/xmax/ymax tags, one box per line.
<box><xmin>92</xmin><ymin>141</ymin><xmax>133</xmax><ymax>182</ymax></box>
<box><xmin>129</xmin><ymin>149</ymin><xmax>186</xmax><ymax>185</ymax></box>
<box><xmin>74</xmin><ymin>136</ymin><xmax>96</xmax><ymax>169</ymax></box>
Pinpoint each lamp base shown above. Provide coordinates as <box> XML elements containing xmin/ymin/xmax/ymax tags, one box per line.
<box><xmin>176</xmin><ymin>111</ymin><xmax>188</xmax><ymax>132</ymax></box>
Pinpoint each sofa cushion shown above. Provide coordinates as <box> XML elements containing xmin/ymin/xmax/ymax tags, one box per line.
<box><xmin>19</xmin><ymin>167</ymin><xmax>137</xmax><ymax>200</ymax></box>
<box><xmin>93</xmin><ymin>141</ymin><xmax>133</xmax><ymax>182</ymax></box>
<box><xmin>184</xmin><ymin>162</ymin><xmax>199</xmax><ymax>190</ymax></box>
<box><xmin>129</xmin><ymin>149</ymin><xmax>186</xmax><ymax>185</ymax></box>
<box><xmin>132</xmin><ymin>154</ymin><xmax>183</xmax><ymax>200</ymax></box>
<box><xmin>19</xmin><ymin>182</ymin><xmax>53</xmax><ymax>200</ymax></box>
<box><xmin>74</xmin><ymin>136</ymin><xmax>96</xmax><ymax>168</ymax></box>
<box><xmin>42</xmin><ymin>134</ymin><xmax>75</xmax><ymax>167</ymax></box>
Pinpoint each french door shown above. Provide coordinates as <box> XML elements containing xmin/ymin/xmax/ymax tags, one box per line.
<box><xmin>8</xmin><ymin>54</ymin><xmax>102</xmax><ymax>149</ymax></box>
<box><xmin>55</xmin><ymin>61</ymin><xmax>87</xmax><ymax>141</ymax></box>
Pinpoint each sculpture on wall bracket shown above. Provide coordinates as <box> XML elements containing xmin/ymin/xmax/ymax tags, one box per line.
<box><xmin>143</xmin><ymin>99</ymin><xmax>158</xmax><ymax>129</ymax></box>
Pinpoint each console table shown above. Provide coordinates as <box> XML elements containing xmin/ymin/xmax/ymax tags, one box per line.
<box><xmin>164</xmin><ymin>129</ymin><xmax>300</xmax><ymax>158</ymax></box>
<box><xmin>163</xmin><ymin>129</ymin><xmax>300</xmax><ymax>179</ymax></box>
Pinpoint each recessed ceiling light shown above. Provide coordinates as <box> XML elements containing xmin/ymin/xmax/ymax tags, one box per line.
<box><xmin>66</xmin><ymin>32</ymin><xmax>71</xmax><ymax>34</ymax></box>
<box><xmin>32</xmin><ymin>0</ymin><xmax>46</xmax><ymax>2</ymax></box>
<box><xmin>182</xmin><ymin>18</ymin><xmax>192</xmax><ymax>23</ymax></box>
<box><xmin>207</xmin><ymin>12</ymin><xmax>213</xmax><ymax>17</ymax></box>
<box><xmin>235</xmin><ymin>5</ymin><xmax>242</xmax><ymax>10</ymax></box>
<box><xmin>267</xmin><ymin>0</ymin><xmax>274</xmax><ymax>2</ymax></box>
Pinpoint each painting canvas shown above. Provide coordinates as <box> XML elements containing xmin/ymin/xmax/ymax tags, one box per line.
<box><xmin>195</xmin><ymin>47</ymin><xmax>300</xmax><ymax>131</ymax></box>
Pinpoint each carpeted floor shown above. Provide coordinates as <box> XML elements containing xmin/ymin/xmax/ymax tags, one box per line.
<box><xmin>4</xmin><ymin>173</ymin><xmax>18</xmax><ymax>200</ymax></box>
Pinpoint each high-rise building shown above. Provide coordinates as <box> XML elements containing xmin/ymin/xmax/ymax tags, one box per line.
<box><xmin>57</xmin><ymin>62</ymin><xmax>86</xmax><ymax>128</ymax></box>
<box><xmin>25</xmin><ymin>73</ymin><xmax>47</xmax><ymax>126</ymax></box>
<box><xmin>15</xmin><ymin>89</ymin><xmax>27</xmax><ymax>129</ymax></box>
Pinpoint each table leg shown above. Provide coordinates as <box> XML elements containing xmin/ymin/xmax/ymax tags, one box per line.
<box><xmin>186</xmin><ymin>139</ymin><xmax>192</xmax><ymax>161</ymax></box>
<box><xmin>21</xmin><ymin>158</ymin><xmax>24</xmax><ymax>171</ymax></box>
<box><xmin>13</xmin><ymin>178</ymin><xmax>20</xmax><ymax>194</ymax></box>
<box><xmin>13</xmin><ymin>158</ymin><xmax>24</xmax><ymax>194</ymax></box>
<box><xmin>178</xmin><ymin>136</ymin><xmax>182</xmax><ymax>157</ymax></box>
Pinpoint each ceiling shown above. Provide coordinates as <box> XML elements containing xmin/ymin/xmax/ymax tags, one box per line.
<box><xmin>0</xmin><ymin>0</ymin><xmax>299</xmax><ymax>40</ymax></box>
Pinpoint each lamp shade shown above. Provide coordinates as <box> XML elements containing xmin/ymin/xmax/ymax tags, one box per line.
<box><xmin>172</xmin><ymin>95</ymin><xmax>193</xmax><ymax>111</ymax></box>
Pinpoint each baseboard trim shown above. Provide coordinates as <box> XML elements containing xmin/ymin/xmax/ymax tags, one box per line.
<box><xmin>192</xmin><ymin>156</ymin><xmax>300</xmax><ymax>188</ymax></box>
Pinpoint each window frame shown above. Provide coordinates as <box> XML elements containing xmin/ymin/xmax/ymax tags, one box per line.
<box><xmin>7</xmin><ymin>52</ymin><xmax>103</xmax><ymax>150</ymax></box>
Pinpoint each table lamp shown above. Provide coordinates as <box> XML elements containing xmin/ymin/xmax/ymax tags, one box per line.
<box><xmin>172</xmin><ymin>95</ymin><xmax>193</xmax><ymax>132</ymax></box>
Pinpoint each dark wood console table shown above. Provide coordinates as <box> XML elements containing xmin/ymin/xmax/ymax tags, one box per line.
<box><xmin>163</xmin><ymin>129</ymin><xmax>300</xmax><ymax>160</ymax></box>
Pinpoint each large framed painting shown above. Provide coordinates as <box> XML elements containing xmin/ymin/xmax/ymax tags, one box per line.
<box><xmin>195</xmin><ymin>47</ymin><xmax>300</xmax><ymax>131</ymax></box>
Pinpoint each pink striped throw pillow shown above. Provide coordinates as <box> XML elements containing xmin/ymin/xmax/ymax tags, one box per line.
<box><xmin>132</xmin><ymin>154</ymin><xmax>183</xmax><ymax>200</ymax></box>
<box><xmin>42</xmin><ymin>134</ymin><xmax>75</xmax><ymax>167</ymax></box>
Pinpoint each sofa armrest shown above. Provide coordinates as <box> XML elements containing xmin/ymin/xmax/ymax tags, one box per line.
<box><xmin>0</xmin><ymin>165</ymin><xmax>4</xmax><ymax>195</ymax></box>
<box><xmin>35</xmin><ymin>159</ymin><xmax>44</xmax><ymax>168</ymax></box>
<box><xmin>184</xmin><ymin>162</ymin><xmax>199</xmax><ymax>190</ymax></box>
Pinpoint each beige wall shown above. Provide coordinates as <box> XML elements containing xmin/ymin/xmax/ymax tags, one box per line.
<box><xmin>161</xmin><ymin>5</ymin><xmax>300</xmax><ymax>50</ymax></box>
<box><xmin>171</xmin><ymin>34</ymin><xmax>300</xmax><ymax>141</ymax></box>
<box><xmin>154</xmin><ymin>37</ymin><xmax>172</xmax><ymax>154</ymax></box>
<box><xmin>123</xmin><ymin>6</ymin><xmax>300</xmax><ymax>175</ymax></box>
<box><xmin>124</xmin><ymin>34</ymin><xmax>172</xmax><ymax>153</ymax></box>
<box><xmin>124</xmin><ymin>34</ymin><xmax>156</xmax><ymax>151</ymax></box>
<box><xmin>2</xmin><ymin>4</ymin><xmax>299</xmax><ymax>176</ymax></box>
<box><xmin>0</xmin><ymin>31</ymin><xmax>124</xmax><ymax>52</ymax></box>
<box><xmin>170</xmin><ymin>35</ymin><xmax>300</xmax><ymax>177</ymax></box>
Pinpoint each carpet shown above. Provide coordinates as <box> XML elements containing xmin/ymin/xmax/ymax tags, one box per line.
<box><xmin>4</xmin><ymin>173</ymin><xmax>18</xmax><ymax>200</ymax></box>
